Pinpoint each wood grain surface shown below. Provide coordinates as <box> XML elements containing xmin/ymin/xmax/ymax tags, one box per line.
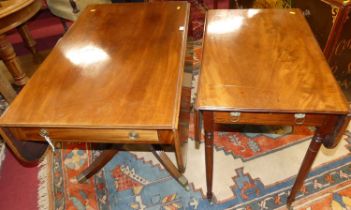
<box><xmin>0</xmin><ymin>0</ymin><xmax>41</xmax><ymax>34</ymax></box>
<box><xmin>0</xmin><ymin>0</ymin><xmax>35</xmax><ymax>18</ymax></box>
<box><xmin>196</xmin><ymin>9</ymin><xmax>349</xmax><ymax>114</ymax></box>
<box><xmin>7</xmin><ymin>127</ymin><xmax>161</xmax><ymax>144</ymax></box>
<box><xmin>0</xmin><ymin>2</ymin><xmax>190</xmax><ymax>129</ymax></box>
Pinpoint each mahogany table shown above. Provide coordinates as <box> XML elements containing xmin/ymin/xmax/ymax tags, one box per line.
<box><xmin>194</xmin><ymin>9</ymin><xmax>350</xmax><ymax>206</ymax></box>
<box><xmin>0</xmin><ymin>2</ymin><xmax>191</xmax><ymax>188</ymax></box>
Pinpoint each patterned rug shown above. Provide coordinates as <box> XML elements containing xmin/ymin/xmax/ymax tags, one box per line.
<box><xmin>41</xmin><ymin>110</ymin><xmax>351</xmax><ymax>210</ymax></box>
<box><xmin>13</xmin><ymin>0</ymin><xmax>348</xmax><ymax>209</ymax></box>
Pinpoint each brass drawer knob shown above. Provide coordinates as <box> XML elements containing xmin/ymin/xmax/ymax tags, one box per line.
<box><xmin>294</xmin><ymin>113</ymin><xmax>306</xmax><ymax>125</ymax></box>
<box><xmin>303</xmin><ymin>9</ymin><xmax>311</xmax><ymax>17</ymax></box>
<box><xmin>39</xmin><ymin>129</ymin><xmax>56</xmax><ymax>152</ymax></box>
<box><xmin>229</xmin><ymin>112</ymin><xmax>241</xmax><ymax>122</ymax></box>
<box><xmin>128</xmin><ymin>131</ymin><xmax>139</xmax><ymax>140</ymax></box>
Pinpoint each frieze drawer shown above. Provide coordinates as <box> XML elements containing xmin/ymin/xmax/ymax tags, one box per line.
<box><xmin>214</xmin><ymin>112</ymin><xmax>327</xmax><ymax>126</ymax></box>
<box><xmin>6</xmin><ymin>127</ymin><xmax>160</xmax><ymax>144</ymax></box>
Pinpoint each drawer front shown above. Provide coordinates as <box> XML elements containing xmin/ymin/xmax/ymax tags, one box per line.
<box><xmin>214</xmin><ymin>112</ymin><xmax>327</xmax><ymax>126</ymax></box>
<box><xmin>8</xmin><ymin>127</ymin><xmax>160</xmax><ymax>144</ymax></box>
<box><xmin>294</xmin><ymin>0</ymin><xmax>336</xmax><ymax>49</ymax></box>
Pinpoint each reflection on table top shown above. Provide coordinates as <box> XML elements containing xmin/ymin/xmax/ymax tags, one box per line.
<box><xmin>0</xmin><ymin>2</ymin><xmax>190</xmax><ymax>130</ymax></box>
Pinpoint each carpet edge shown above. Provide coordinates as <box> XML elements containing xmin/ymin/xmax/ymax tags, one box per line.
<box><xmin>0</xmin><ymin>142</ymin><xmax>5</xmax><ymax>171</ymax></box>
<box><xmin>38</xmin><ymin>152</ymin><xmax>52</xmax><ymax>210</ymax></box>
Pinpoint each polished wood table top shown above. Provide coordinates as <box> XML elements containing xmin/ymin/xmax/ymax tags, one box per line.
<box><xmin>0</xmin><ymin>2</ymin><xmax>190</xmax><ymax>129</ymax></box>
<box><xmin>0</xmin><ymin>0</ymin><xmax>35</xmax><ymax>18</ymax></box>
<box><xmin>196</xmin><ymin>9</ymin><xmax>349</xmax><ymax>114</ymax></box>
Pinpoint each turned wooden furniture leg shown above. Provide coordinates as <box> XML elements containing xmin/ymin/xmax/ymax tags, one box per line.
<box><xmin>17</xmin><ymin>24</ymin><xmax>42</xmax><ymax>63</ymax></box>
<box><xmin>287</xmin><ymin>132</ymin><xmax>323</xmax><ymax>206</ymax></box>
<box><xmin>287</xmin><ymin>115</ymin><xmax>350</xmax><ymax>206</ymax></box>
<box><xmin>0</xmin><ymin>35</ymin><xmax>28</xmax><ymax>86</ymax></box>
<box><xmin>151</xmin><ymin>145</ymin><xmax>189</xmax><ymax>190</ymax></box>
<box><xmin>174</xmin><ymin>130</ymin><xmax>187</xmax><ymax>173</ymax></box>
<box><xmin>0</xmin><ymin>71</ymin><xmax>16</xmax><ymax>102</ymax></box>
<box><xmin>204</xmin><ymin>111</ymin><xmax>214</xmax><ymax>200</ymax></box>
<box><xmin>77</xmin><ymin>145</ymin><xmax>119</xmax><ymax>183</ymax></box>
<box><xmin>194</xmin><ymin>110</ymin><xmax>201</xmax><ymax>149</ymax></box>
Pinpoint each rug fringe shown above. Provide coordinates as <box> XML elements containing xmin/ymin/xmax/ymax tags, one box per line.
<box><xmin>0</xmin><ymin>141</ymin><xmax>5</xmax><ymax>171</ymax></box>
<box><xmin>38</xmin><ymin>154</ymin><xmax>50</xmax><ymax>210</ymax></box>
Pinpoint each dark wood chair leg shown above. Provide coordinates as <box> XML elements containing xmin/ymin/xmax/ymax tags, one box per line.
<box><xmin>151</xmin><ymin>145</ymin><xmax>189</xmax><ymax>190</ymax></box>
<box><xmin>287</xmin><ymin>132</ymin><xmax>323</xmax><ymax>206</ymax></box>
<box><xmin>77</xmin><ymin>145</ymin><xmax>119</xmax><ymax>183</ymax></box>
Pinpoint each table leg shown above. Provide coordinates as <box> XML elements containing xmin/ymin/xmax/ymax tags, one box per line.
<box><xmin>287</xmin><ymin>132</ymin><xmax>322</xmax><ymax>206</ymax></box>
<box><xmin>204</xmin><ymin>111</ymin><xmax>214</xmax><ymax>200</ymax></box>
<box><xmin>194</xmin><ymin>110</ymin><xmax>201</xmax><ymax>149</ymax></box>
<box><xmin>0</xmin><ymin>35</ymin><xmax>28</xmax><ymax>86</ymax></box>
<box><xmin>17</xmin><ymin>24</ymin><xmax>42</xmax><ymax>63</ymax></box>
<box><xmin>174</xmin><ymin>130</ymin><xmax>187</xmax><ymax>173</ymax></box>
<box><xmin>151</xmin><ymin>145</ymin><xmax>189</xmax><ymax>190</ymax></box>
<box><xmin>77</xmin><ymin>144</ymin><xmax>120</xmax><ymax>183</ymax></box>
<box><xmin>287</xmin><ymin>115</ymin><xmax>349</xmax><ymax>206</ymax></box>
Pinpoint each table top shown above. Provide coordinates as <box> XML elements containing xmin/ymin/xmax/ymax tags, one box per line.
<box><xmin>196</xmin><ymin>9</ymin><xmax>349</xmax><ymax>114</ymax></box>
<box><xmin>0</xmin><ymin>0</ymin><xmax>34</xmax><ymax>18</ymax></box>
<box><xmin>0</xmin><ymin>2</ymin><xmax>190</xmax><ymax>129</ymax></box>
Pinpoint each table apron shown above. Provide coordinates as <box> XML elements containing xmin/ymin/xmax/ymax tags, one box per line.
<box><xmin>213</xmin><ymin>111</ymin><xmax>329</xmax><ymax>126</ymax></box>
<box><xmin>6</xmin><ymin>127</ymin><xmax>174</xmax><ymax>144</ymax></box>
